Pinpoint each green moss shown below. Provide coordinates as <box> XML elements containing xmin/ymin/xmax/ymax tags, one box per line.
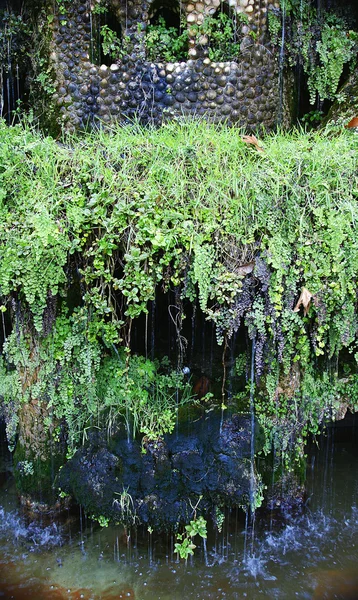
<box><xmin>13</xmin><ymin>441</ymin><xmax>65</xmax><ymax>503</ymax></box>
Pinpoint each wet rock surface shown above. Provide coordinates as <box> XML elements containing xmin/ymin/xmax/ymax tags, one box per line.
<box><xmin>59</xmin><ymin>413</ymin><xmax>255</xmax><ymax>528</ymax></box>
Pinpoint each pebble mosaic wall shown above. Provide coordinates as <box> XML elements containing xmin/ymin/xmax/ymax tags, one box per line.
<box><xmin>50</xmin><ymin>0</ymin><xmax>282</xmax><ymax>130</ymax></box>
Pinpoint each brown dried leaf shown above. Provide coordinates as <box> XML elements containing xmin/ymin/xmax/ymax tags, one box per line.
<box><xmin>345</xmin><ymin>117</ymin><xmax>358</xmax><ymax>128</ymax></box>
<box><xmin>293</xmin><ymin>287</ymin><xmax>313</xmax><ymax>317</ymax></box>
<box><xmin>237</xmin><ymin>262</ymin><xmax>255</xmax><ymax>276</ymax></box>
<box><xmin>242</xmin><ymin>135</ymin><xmax>264</xmax><ymax>152</ymax></box>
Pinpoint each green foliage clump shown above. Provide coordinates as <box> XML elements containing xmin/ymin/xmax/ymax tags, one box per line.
<box><xmin>99</xmin><ymin>25</ymin><xmax>131</xmax><ymax>62</ymax></box>
<box><xmin>269</xmin><ymin>1</ymin><xmax>358</xmax><ymax>104</ymax></box>
<box><xmin>144</xmin><ymin>10</ymin><xmax>248</xmax><ymax>63</ymax></box>
<box><xmin>0</xmin><ymin>119</ymin><xmax>357</xmax><ymax>465</ymax></box>
<box><xmin>175</xmin><ymin>515</ymin><xmax>207</xmax><ymax>560</ymax></box>
<box><xmin>145</xmin><ymin>16</ymin><xmax>189</xmax><ymax>63</ymax></box>
<box><xmin>308</xmin><ymin>22</ymin><xmax>356</xmax><ymax>104</ymax></box>
<box><xmin>0</xmin><ymin>307</ymin><xmax>191</xmax><ymax>453</ymax></box>
<box><xmin>198</xmin><ymin>10</ymin><xmax>247</xmax><ymax>62</ymax></box>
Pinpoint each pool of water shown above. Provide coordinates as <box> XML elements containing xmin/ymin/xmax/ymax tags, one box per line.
<box><xmin>0</xmin><ymin>420</ymin><xmax>357</xmax><ymax>600</ymax></box>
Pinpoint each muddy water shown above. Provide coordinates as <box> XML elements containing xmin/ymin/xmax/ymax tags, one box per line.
<box><xmin>0</xmin><ymin>420</ymin><xmax>357</xmax><ymax>600</ymax></box>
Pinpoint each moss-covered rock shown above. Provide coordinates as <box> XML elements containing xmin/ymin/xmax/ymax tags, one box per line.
<box><xmin>13</xmin><ymin>400</ymin><xmax>66</xmax><ymax>505</ymax></box>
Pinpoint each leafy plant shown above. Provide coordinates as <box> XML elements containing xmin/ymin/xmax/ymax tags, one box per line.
<box><xmin>307</xmin><ymin>23</ymin><xmax>356</xmax><ymax>104</ymax></box>
<box><xmin>0</xmin><ymin>10</ymin><xmax>31</xmax><ymax>68</ymax></box>
<box><xmin>91</xmin><ymin>1</ymin><xmax>109</xmax><ymax>16</ymax></box>
<box><xmin>100</xmin><ymin>24</ymin><xmax>130</xmax><ymax>61</ymax></box>
<box><xmin>197</xmin><ymin>10</ymin><xmax>247</xmax><ymax>62</ymax></box>
<box><xmin>92</xmin><ymin>514</ymin><xmax>110</xmax><ymax>527</ymax></box>
<box><xmin>269</xmin><ymin>1</ymin><xmax>358</xmax><ymax>104</ymax></box>
<box><xmin>145</xmin><ymin>16</ymin><xmax>189</xmax><ymax>63</ymax></box>
<box><xmin>1</xmin><ymin>118</ymin><xmax>358</xmax><ymax>471</ymax></box>
<box><xmin>174</xmin><ymin>515</ymin><xmax>207</xmax><ymax>560</ymax></box>
<box><xmin>112</xmin><ymin>487</ymin><xmax>137</xmax><ymax>525</ymax></box>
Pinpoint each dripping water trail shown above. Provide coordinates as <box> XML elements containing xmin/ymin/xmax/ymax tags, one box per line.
<box><xmin>220</xmin><ymin>334</ymin><xmax>228</xmax><ymax>435</ymax></box>
<box><xmin>16</xmin><ymin>64</ymin><xmax>19</xmax><ymax>105</ymax></box>
<box><xmin>269</xmin><ymin>446</ymin><xmax>276</xmax><ymax>531</ymax></box>
<box><xmin>201</xmin><ymin>313</ymin><xmax>205</xmax><ymax>368</ymax></box>
<box><xmin>145</xmin><ymin>312</ymin><xmax>148</xmax><ymax>360</ymax></box>
<box><xmin>277</xmin><ymin>0</ymin><xmax>286</xmax><ymax>126</ymax></box>
<box><xmin>148</xmin><ymin>529</ymin><xmax>153</xmax><ymax>566</ymax></box>
<box><xmin>89</xmin><ymin>2</ymin><xmax>94</xmax><ymax>64</ymax></box>
<box><xmin>6</xmin><ymin>54</ymin><xmax>11</xmax><ymax>124</ymax></box>
<box><xmin>227</xmin><ymin>332</ymin><xmax>237</xmax><ymax>401</ymax></box>
<box><xmin>150</xmin><ymin>298</ymin><xmax>155</xmax><ymax>361</ymax></box>
<box><xmin>191</xmin><ymin>302</ymin><xmax>196</xmax><ymax>362</ymax></box>
<box><xmin>203</xmin><ymin>537</ymin><xmax>208</xmax><ymax>566</ymax></box>
<box><xmin>0</xmin><ymin>67</ymin><xmax>4</xmax><ymax>119</ymax></box>
<box><xmin>244</xmin><ymin>335</ymin><xmax>256</xmax><ymax>560</ymax></box>
<box><xmin>125</xmin><ymin>319</ymin><xmax>133</xmax><ymax>444</ymax></box>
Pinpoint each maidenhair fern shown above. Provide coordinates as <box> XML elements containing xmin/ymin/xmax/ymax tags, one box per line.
<box><xmin>308</xmin><ymin>24</ymin><xmax>356</xmax><ymax>104</ymax></box>
<box><xmin>269</xmin><ymin>1</ymin><xmax>358</xmax><ymax>104</ymax></box>
<box><xmin>192</xmin><ymin>244</ymin><xmax>215</xmax><ymax>312</ymax></box>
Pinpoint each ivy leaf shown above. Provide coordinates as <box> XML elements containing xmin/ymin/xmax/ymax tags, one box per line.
<box><xmin>293</xmin><ymin>287</ymin><xmax>313</xmax><ymax>316</ymax></box>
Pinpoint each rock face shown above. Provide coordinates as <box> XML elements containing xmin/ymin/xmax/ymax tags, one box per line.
<box><xmin>49</xmin><ymin>0</ymin><xmax>282</xmax><ymax>130</ymax></box>
<box><xmin>59</xmin><ymin>413</ymin><xmax>257</xmax><ymax>529</ymax></box>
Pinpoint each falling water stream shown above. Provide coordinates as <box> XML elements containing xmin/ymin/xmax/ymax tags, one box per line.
<box><xmin>0</xmin><ymin>415</ymin><xmax>357</xmax><ymax>600</ymax></box>
<box><xmin>277</xmin><ymin>0</ymin><xmax>286</xmax><ymax>126</ymax></box>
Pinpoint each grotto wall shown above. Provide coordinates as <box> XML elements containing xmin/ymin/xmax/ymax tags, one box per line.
<box><xmin>50</xmin><ymin>0</ymin><xmax>282</xmax><ymax>130</ymax></box>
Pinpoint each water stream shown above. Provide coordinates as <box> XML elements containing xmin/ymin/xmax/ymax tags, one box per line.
<box><xmin>0</xmin><ymin>417</ymin><xmax>357</xmax><ymax>599</ymax></box>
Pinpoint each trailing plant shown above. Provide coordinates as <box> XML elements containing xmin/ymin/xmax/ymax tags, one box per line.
<box><xmin>97</xmin><ymin>352</ymin><xmax>193</xmax><ymax>441</ymax></box>
<box><xmin>91</xmin><ymin>1</ymin><xmax>109</xmax><ymax>16</ymax></box>
<box><xmin>0</xmin><ymin>9</ymin><xmax>31</xmax><ymax>69</ymax></box>
<box><xmin>0</xmin><ymin>119</ymin><xmax>358</xmax><ymax>469</ymax></box>
<box><xmin>56</xmin><ymin>0</ymin><xmax>70</xmax><ymax>16</ymax></box>
<box><xmin>269</xmin><ymin>1</ymin><xmax>358</xmax><ymax>104</ymax></box>
<box><xmin>307</xmin><ymin>22</ymin><xmax>356</xmax><ymax>104</ymax></box>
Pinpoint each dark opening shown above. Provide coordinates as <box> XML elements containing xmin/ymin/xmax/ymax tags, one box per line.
<box><xmin>323</xmin><ymin>0</ymin><xmax>358</xmax><ymax>27</ymax></box>
<box><xmin>214</xmin><ymin>1</ymin><xmax>232</xmax><ymax>18</ymax></box>
<box><xmin>0</xmin><ymin>1</ymin><xmax>30</xmax><ymax>123</ymax></box>
<box><xmin>149</xmin><ymin>0</ymin><xmax>181</xmax><ymax>30</ymax></box>
<box><xmin>91</xmin><ymin>7</ymin><xmax>124</xmax><ymax>66</ymax></box>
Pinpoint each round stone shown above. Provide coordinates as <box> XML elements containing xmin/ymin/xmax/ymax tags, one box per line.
<box><xmin>216</xmin><ymin>75</ymin><xmax>227</xmax><ymax>87</ymax></box>
<box><xmin>207</xmin><ymin>89</ymin><xmax>217</xmax><ymax>100</ymax></box>
<box><xmin>221</xmin><ymin>104</ymin><xmax>232</xmax><ymax>115</ymax></box>
<box><xmin>225</xmin><ymin>84</ymin><xmax>236</xmax><ymax>96</ymax></box>
<box><xmin>187</xmin><ymin>92</ymin><xmax>198</xmax><ymax>102</ymax></box>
